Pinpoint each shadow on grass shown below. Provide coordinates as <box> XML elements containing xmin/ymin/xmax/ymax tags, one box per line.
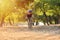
<box><xmin>0</xmin><ymin>26</ymin><xmax>60</xmax><ymax>35</ymax></box>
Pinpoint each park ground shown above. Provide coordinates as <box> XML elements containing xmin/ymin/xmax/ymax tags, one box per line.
<box><xmin>0</xmin><ymin>25</ymin><xmax>60</xmax><ymax>40</ymax></box>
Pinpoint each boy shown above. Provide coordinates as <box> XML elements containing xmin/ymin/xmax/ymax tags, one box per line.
<box><xmin>27</xmin><ymin>10</ymin><xmax>32</xmax><ymax>29</ymax></box>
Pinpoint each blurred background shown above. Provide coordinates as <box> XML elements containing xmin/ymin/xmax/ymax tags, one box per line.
<box><xmin>0</xmin><ymin>0</ymin><xmax>60</xmax><ymax>27</ymax></box>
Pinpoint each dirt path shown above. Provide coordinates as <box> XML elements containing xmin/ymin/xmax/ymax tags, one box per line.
<box><xmin>0</xmin><ymin>27</ymin><xmax>60</xmax><ymax>40</ymax></box>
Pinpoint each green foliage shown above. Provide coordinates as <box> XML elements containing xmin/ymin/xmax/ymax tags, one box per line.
<box><xmin>33</xmin><ymin>0</ymin><xmax>60</xmax><ymax>24</ymax></box>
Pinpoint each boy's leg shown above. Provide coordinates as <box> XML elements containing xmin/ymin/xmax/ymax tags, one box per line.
<box><xmin>28</xmin><ymin>18</ymin><xmax>32</xmax><ymax>29</ymax></box>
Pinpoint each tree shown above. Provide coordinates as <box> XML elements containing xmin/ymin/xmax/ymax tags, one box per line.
<box><xmin>0</xmin><ymin>0</ymin><xmax>16</xmax><ymax>26</ymax></box>
<box><xmin>33</xmin><ymin>0</ymin><xmax>60</xmax><ymax>25</ymax></box>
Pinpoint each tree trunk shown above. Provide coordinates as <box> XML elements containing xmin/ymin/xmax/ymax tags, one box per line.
<box><xmin>55</xmin><ymin>20</ymin><xmax>58</xmax><ymax>24</ymax></box>
<box><xmin>54</xmin><ymin>15</ymin><xmax>60</xmax><ymax>24</ymax></box>
<box><xmin>0</xmin><ymin>16</ymin><xmax>5</xmax><ymax>27</ymax></box>
<box><xmin>43</xmin><ymin>12</ymin><xmax>49</xmax><ymax>25</ymax></box>
<box><xmin>58</xmin><ymin>18</ymin><xmax>60</xmax><ymax>24</ymax></box>
<box><xmin>9</xmin><ymin>18</ymin><xmax>12</xmax><ymax>25</ymax></box>
<box><xmin>48</xmin><ymin>16</ymin><xmax>53</xmax><ymax>24</ymax></box>
<box><xmin>57</xmin><ymin>15</ymin><xmax>60</xmax><ymax>24</ymax></box>
<box><xmin>36</xmin><ymin>21</ymin><xmax>39</xmax><ymax>25</ymax></box>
